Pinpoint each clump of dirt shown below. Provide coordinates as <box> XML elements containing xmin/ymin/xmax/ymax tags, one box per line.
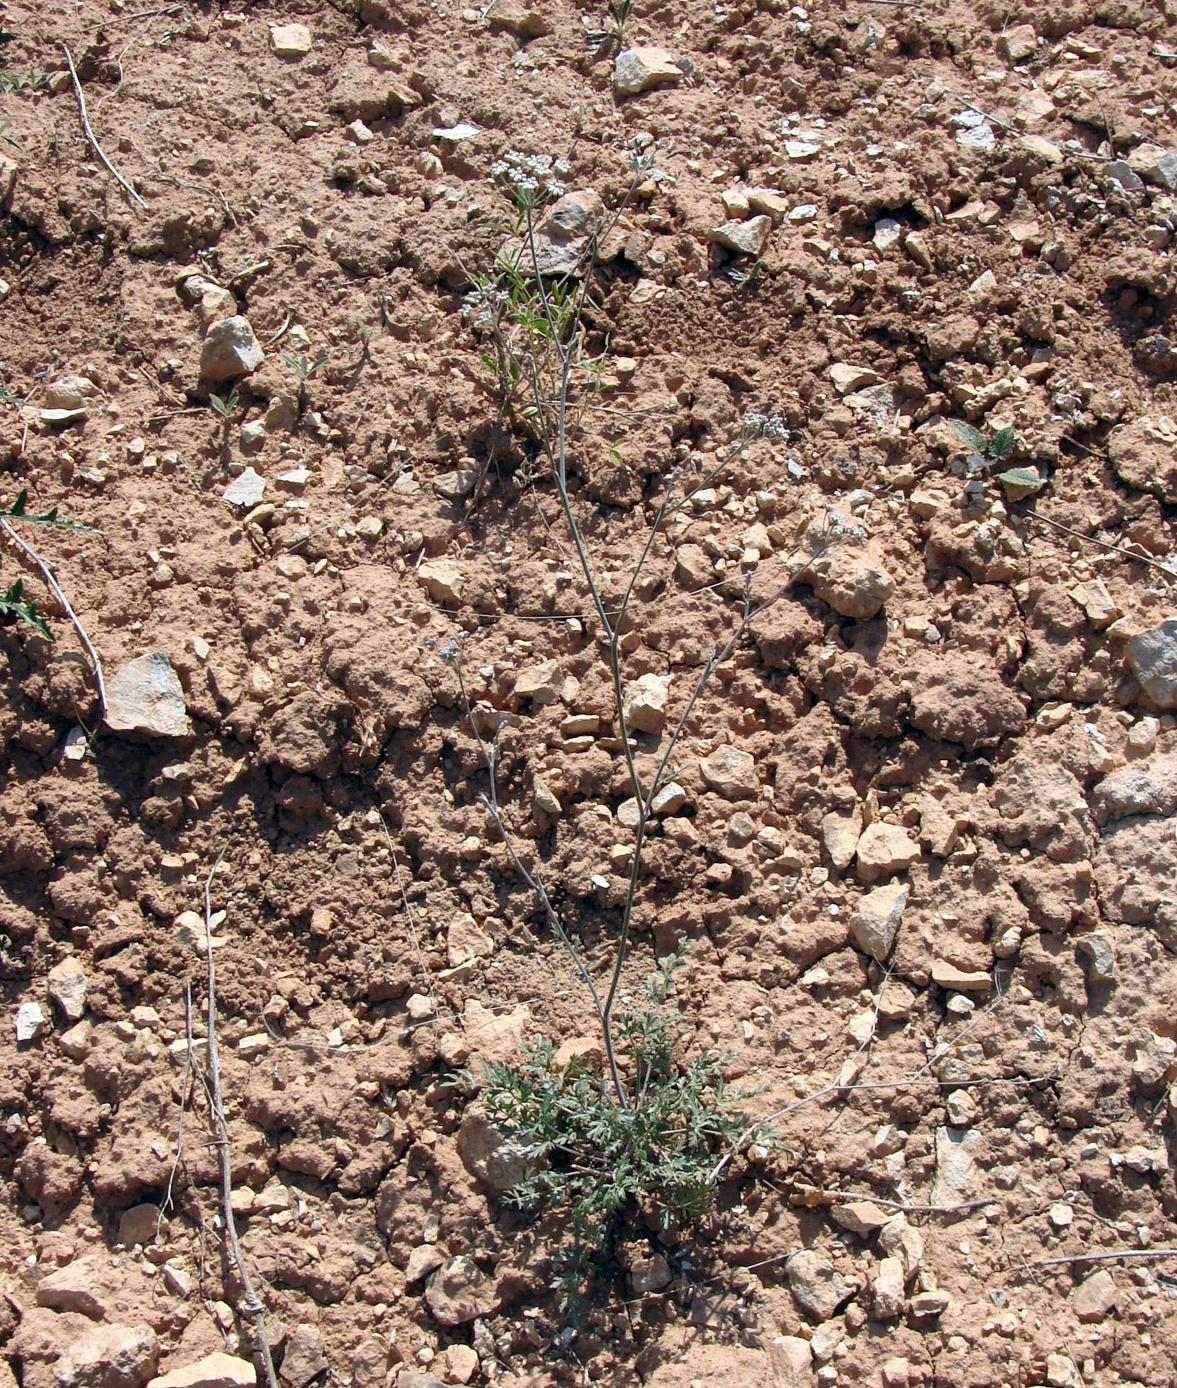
<box><xmin>2</xmin><ymin>2</ymin><xmax>1177</xmax><ymax>1387</ymax></box>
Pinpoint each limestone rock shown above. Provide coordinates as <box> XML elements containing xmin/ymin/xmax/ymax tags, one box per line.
<box><xmin>1093</xmin><ymin>752</ymin><xmax>1177</xmax><ymax>822</ymax></box>
<box><xmin>699</xmin><ymin>745</ymin><xmax>758</xmax><ymax>800</ymax></box>
<box><xmin>855</xmin><ymin>822</ymin><xmax>919</xmax><ymax>881</ymax></box>
<box><xmin>998</xmin><ymin>23</ymin><xmax>1038</xmax><ymax>62</ymax></box>
<box><xmin>447</xmin><ymin>914</ymin><xmax>493</xmax><ymax>968</ymax></box>
<box><xmin>486</xmin><ymin>1</ymin><xmax>551</xmax><ymax>38</ymax></box>
<box><xmin>44</xmin><ymin>375</ymin><xmax>97</xmax><ymax>411</ymax></box>
<box><xmin>463</xmin><ymin>999</ymin><xmax>532</xmax><ymax>1071</ymax></box>
<box><xmin>418</xmin><ymin>559</ymin><xmax>464</xmax><ymax>606</ymax></box>
<box><xmin>425</xmin><ymin>1256</ymin><xmax>497</xmax><ymax>1326</ymax></box>
<box><xmin>931</xmin><ymin>1124</ymin><xmax>981</xmax><ymax>1205</ymax></box>
<box><xmin>199</xmin><ymin>316</ymin><xmax>264</xmax><ymax>381</ymax></box>
<box><xmin>623</xmin><ymin>673</ymin><xmax>671</xmax><ymax>734</ymax></box>
<box><xmin>830</xmin><ymin>363</ymin><xmax>881</xmax><ymax>394</ymax></box>
<box><xmin>1072</xmin><ymin>1268</ymin><xmax>1117</xmax><ymax>1322</ymax></box>
<box><xmin>456</xmin><ymin>1108</ymin><xmax>532</xmax><ymax>1194</ymax></box>
<box><xmin>629</xmin><ymin>1254</ymin><xmax>673</xmax><ymax>1296</ymax></box>
<box><xmin>222</xmin><ymin>467</ymin><xmax>265</xmax><ymax>509</ymax></box>
<box><xmin>878</xmin><ymin>1215</ymin><xmax>923</xmax><ymax>1279</ymax></box>
<box><xmin>798</xmin><ymin>545</ymin><xmax>894</xmax><ymax>620</ymax></box>
<box><xmin>831</xmin><ymin>1200</ymin><xmax>890</xmax><ymax>1237</ymax></box>
<box><xmin>1107</xmin><ymin>416</ymin><xmax>1177</xmax><ymax>504</ymax></box>
<box><xmin>269</xmin><ymin>22</ymin><xmax>312</xmax><ymax>56</ymax></box>
<box><xmin>651</xmin><ymin>781</ymin><xmax>687</xmax><ymax>815</ymax></box>
<box><xmin>821</xmin><ymin>807</ymin><xmax>862</xmax><ymax>870</ymax></box>
<box><xmin>613</xmin><ymin>47</ymin><xmax>683</xmax><ymax>96</ymax></box>
<box><xmin>281</xmin><ymin>1327</ymin><xmax>327</xmax><ymax>1388</ymax></box>
<box><xmin>105</xmin><ymin>654</ymin><xmax>192</xmax><ymax>739</ymax></box>
<box><xmin>515</xmin><ymin>660</ymin><xmax>561</xmax><ymax>704</ymax></box>
<box><xmin>849</xmin><ymin>883</ymin><xmax>908</xmax><ymax>961</ymax></box>
<box><xmin>148</xmin><ymin>1354</ymin><xmax>256</xmax><ymax>1388</ymax></box>
<box><xmin>709</xmin><ymin>216</ymin><xmax>772</xmax><ymax>257</ymax></box>
<box><xmin>16</xmin><ymin>1000</ymin><xmax>47</xmax><ymax>1043</ymax></box>
<box><xmin>784</xmin><ymin>1248</ymin><xmax>856</xmax><ymax>1321</ymax></box>
<box><xmin>931</xmin><ymin>961</ymin><xmax>991</xmax><ymax>992</ymax></box>
<box><xmin>872</xmin><ymin>1257</ymin><xmax>906</xmax><ymax>1319</ymax></box>
<box><xmin>37</xmin><ymin>1256</ymin><xmax>111</xmax><ymax>1318</ymax></box>
<box><xmin>768</xmin><ymin>1337</ymin><xmax>812</xmax><ymax>1386</ymax></box>
<box><xmin>1125</xmin><ymin>619</ymin><xmax>1177</xmax><ymax>708</ymax></box>
<box><xmin>55</xmin><ymin>1323</ymin><xmax>158</xmax><ymax>1388</ymax></box>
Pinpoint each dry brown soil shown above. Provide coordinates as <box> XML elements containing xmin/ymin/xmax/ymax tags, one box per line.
<box><xmin>2</xmin><ymin>1</ymin><xmax>1177</xmax><ymax>1386</ymax></box>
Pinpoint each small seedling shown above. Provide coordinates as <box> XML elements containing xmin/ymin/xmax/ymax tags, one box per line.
<box><xmin>952</xmin><ymin>421</ymin><xmax>1044</xmax><ymax>496</ymax></box>
<box><xmin>0</xmin><ymin>578</ymin><xmax>50</xmax><ymax>637</ymax></box>
<box><xmin>0</xmin><ymin>9</ymin><xmax>45</xmax><ymax>95</ymax></box>
<box><xmin>0</xmin><ymin>490</ymin><xmax>96</xmax><ymax>640</ymax></box>
<box><xmin>280</xmin><ymin>350</ymin><xmax>328</xmax><ymax>416</ymax></box>
<box><xmin>208</xmin><ymin>389</ymin><xmax>241</xmax><ymax>422</ymax></box>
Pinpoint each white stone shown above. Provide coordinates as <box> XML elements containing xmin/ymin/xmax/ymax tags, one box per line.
<box><xmin>200</xmin><ymin>316</ymin><xmax>264</xmax><ymax>381</ymax></box>
<box><xmin>269</xmin><ymin>23</ymin><xmax>312</xmax><ymax>57</ymax></box>
<box><xmin>15</xmin><ymin>1001</ymin><xmax>46</xmax><ymax>1043</ymax></box>
<box><xmin>105</xmin><ymin>654</ymin><xmax>192</xmax><ymax>739</ymax></box>
<box><xmin>613</xmin><ymin>47</ymin><xmax>683</xmax><ymax>96</ymax></box>
<box><xmin>222</xmin><ymin>467</ymin><xmax>265</xmax><ymax>508</ymax></box>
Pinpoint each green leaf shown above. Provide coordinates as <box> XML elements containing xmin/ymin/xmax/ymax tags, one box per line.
<box><xmin>1</xmin><ymin>490</ymin><xmax>96</xmax><ymax>531</ymax></box>
<box><xmin>989</xmin><ymin>426</ymin><xmax>1016</xmax><ymax>460</ymax></box>
<box><xmin>0</xmin><ymin>579</ymin><xmax>52</xmax><ymax>638</ymax></box>
<box><xmin>952</xmin><ymin>420</ymin><xmax>988</xmax><ymax>454</ymax></box>
<box><xmin>997</xmin><ymin>466</ymin><xmax>1045</xmax><ymax>494</ymax></box>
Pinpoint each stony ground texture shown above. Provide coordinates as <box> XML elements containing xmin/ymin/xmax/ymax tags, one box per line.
<box><xmin>2</xmin><ymin>1</ymin><xmax>1177</xmax><ymax>1386</ymax></box>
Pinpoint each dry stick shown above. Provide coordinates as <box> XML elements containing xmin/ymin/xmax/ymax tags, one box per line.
<box><xmin>201</xmin><ymin>856</ymin><xmax>280</xmax><ymax>1388</ymax></box>
<box><xmin>159</xmin><ymin>981</ymin><xmax>196</xmax><ymax>1238</ymax></box>
<box><xmin>61</xmin><ymin>45</ymin><xmax>147</xmax><ymax>210</ymax></box>
<box><xmin>0</xmin><ymin>517</ymin><xmax>108</xmax><ymax>719</ymax></box>
<box><xmin>1031</xmin><ymin>1249</ymin><xmax>1177</xmax><ymax>1268</ymax></box>
<box><xmin>1026</xmin><ymin>511</ymin><xmax>1177</xmax><ymax>581</ymax></box>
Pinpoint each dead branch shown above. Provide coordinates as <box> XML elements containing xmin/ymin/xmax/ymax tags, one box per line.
<box><xmin>1026</xmin><ymin>511</ymin><xmax>1177</xmax><ymax>581</ymax></box>
<box><xmin>1030</xmin><ymin>1249</ymin><xmax>1177</xmax><ymax>1268</ymax></box>
<box><xmin>61</xmin><ymin>44</ymin><xmax>147</xmax><ymax>209</ymax></box>
<box><xmin>0</xmin><ymin>516</ymin><xmax>108</xmax><ymax>719</ymax></box>
<box><xmin>201</xmin><ymin>856</ymin><xmax>280</xmax><ymax>1388</ymax></box>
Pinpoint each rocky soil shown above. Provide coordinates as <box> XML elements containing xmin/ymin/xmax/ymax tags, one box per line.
<box><xmin>2</xmin><ymin>1</ymin><xmax>1177</xmax><ymax>1386</ymax></box>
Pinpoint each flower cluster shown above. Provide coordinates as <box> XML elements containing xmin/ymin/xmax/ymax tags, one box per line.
<box><xmin>491</xmin><ymin>151</ymin><xmax>571</xmax><ymax>209</ymax></box>
<box><xmin>741</xmin><ymin>411</ymin><xmax>790</xmax><ymax>442</ymax></box>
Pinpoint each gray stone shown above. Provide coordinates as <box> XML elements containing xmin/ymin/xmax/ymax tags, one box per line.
<box><xmin>931</xmin><ymin>1124</ymin><xmax>981</xmax><ymax>1206</ymax></box>
<box><xmin>1093</xmin><ymin>752</ymin><xmax>1177</xmax><ymax>821</ymax></box>
<box><xmin>709</xmin><ymin>215</ymin><xmax>772</xmax><ymax>256</ymax></box>
<box><xmin>1126</xmin><ymin>619</ymin><xmax>1177</xmax><ymax>708</ymax></box>
<box><xmin>784</xmin><ymin>1248</ymin><xmax>856</xmax><ymax>1321</ymax></box>
<box><xmin>1105</xmin><ymin>159</ymin><xmax>1144</xmax><ymax>192</ymax></box>
<box><xmin>222</xmin><ymin>467</ymin><xmax>265</xmax><ymax>508</ymax></box>
<box><xmin>47</xmin><ymin>958</ymin><xmax>87</xmax><ymax>1022</ymax></box>
<box><xmin>849</xmin><ymin>883</ymin><xmax>908</xmax><ymax>961</ymax></box>
<box><xmin>16</xmin><ymin>1000</ymin><xmax>46</xmax><ymax>1043</ymax></box>
<box><xmin>457</xmin><ymin>1109</ymin><xmax>531</xmax><ymax>1193</ymax></box>
<box><xmin>280</xmin><ymin>1328</ymin><xmax>327</xmax><ymax>1388</ymax></box>
<box><xmin>269</xmin><ymin>22</ymin><xmax>311</xmax><ymax>56</ymax></box>
<box><xmin>55</xmin><ymin>1323</ymin><xmax>158</xmax><ymax>1388</ymax></box>
<box><xmin>1077</xmin><ymin>932</ymin><xmax>1116</xmax><ymax>984</ymax></box>
<box><xmin>424</xmin><ymin>1256</ymin><xmax>497</xmax><ymax>1326</ymax></box>
<box><xmin>148</xmin><ymin>1353</ymin><xmax>256</xmax><ymax>1388</ymax></box>
<box><xmin>105</xmin><ymin>654</ymin><xmax>192</xmax><ymax>739</ymax></box>
<box><xmin>699</xmin><ymin>745</ymin><xmax>758</xmax><ymax>799</ymax></box>
<box><xmin>613</xmin><ymin>47</ymin><xmax>683</xmax><ymax>96</ymax></box>
<box><xmin>200</xmin><ymin>315</ymin><xmax>264</xmax><ymax>381</ymax></box>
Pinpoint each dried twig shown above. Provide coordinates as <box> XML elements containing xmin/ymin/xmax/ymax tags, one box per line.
<box><xmin>61</xmin><ymin>44</ymin><xmax>147</xmax><ymax>209</ymax></box>
<box><xmin>1026</xmin><ymin>511</ymin><xmax>1177</xmax><ymax>580</ymax></box>
<box><xmin>201</xmin><ymin>856</ymin><xmax>280</xmax><ymax>1388</ymax></box>
<box><xmin>159</xmin><ymin>981</ymin><xmax>197</xmax><ymax>1236</ymax></box>
<box><xmin>0</xmin><ymin>517</ymin><xmax>108</xmax><ymax>718</ymax></box>
<box><xmin>1030</xmin><ymin>1249</ymin><xmax>1177</xmax><ymax>1269</ymax></box>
